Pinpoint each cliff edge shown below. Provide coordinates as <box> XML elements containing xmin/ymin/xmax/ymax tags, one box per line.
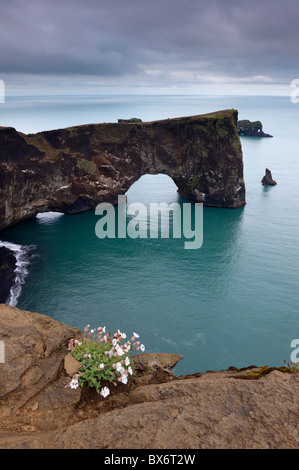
<box><xmin>0</xmin><ymin>304</ymin><xmax>298</xmax><ymax>449</ymax></box>
<box><xmin>0</xmin><ymin>247</ymin><xmax>16</xmax><ymax>303</ymax></box>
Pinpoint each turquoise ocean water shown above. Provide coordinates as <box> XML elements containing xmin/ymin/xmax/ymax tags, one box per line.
<box><xmin>1</xmin><ymin>94</ymin><xmax>298</xmax><ymax>375</ymax></box>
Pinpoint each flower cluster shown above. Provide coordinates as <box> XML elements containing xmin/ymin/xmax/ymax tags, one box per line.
<box><xmin>65</xmin><ymin>325</ymin><xmax>145</xmax><ymax>397</ymax></box>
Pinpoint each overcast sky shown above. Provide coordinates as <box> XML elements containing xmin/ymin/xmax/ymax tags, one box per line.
<box><xmin>1</xmin><ymin>0</ymin><xmax>298</xmax><ymax>95</ymax></box>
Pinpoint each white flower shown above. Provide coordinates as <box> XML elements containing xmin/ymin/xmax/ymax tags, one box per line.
<box><xmin>121</xmin><ymin>374</ymin><xmax>128</xmax><ymax>385</ymax></box>
<box><xmin>116</xmin><ymin>364</ymin><xmax>125</xmax><ymax>376</ymax></box>
<box><xmin>125</xmin><ymin>357</ymin><xmax>130</xmax><ymax>366</ymax></box>
<box><xmin>140</xmin><ymin>344</ymin><xmax>145</xmax><ymax>352</ymax></box>
<box><xmin>124</xmin><ymin>343</ymin><xmax>131</xmax><ymax>352</ymax></box>
<box><xmin>70</xmin><ymin>378</ymin><xmax>79</xmax><ymax>389</ymax></box>
<box><xmin>100</xmin><ymin>386</ymin><xmax>110</xmax><ymax>398</ymax></box>
<box><xmin>122</xmin><ymin>333</ymin><xmax>127</xmax><ymax>339</ymax></box>
<box><xmin>98</xmin><ymin>363</ymin><xmax>105</xmax><ymax>370</ymax></box>
<box><xmin>133</xmin><ymin>332</ymin><xmax>139</xmax><ymax>338</ymax></box>
<box><xmin>116</xmin><ymin>362</ymin><xmax>124</xmax><ymax>373</ymax></box>
<box><xmin>116</xmin><ymin>345</ymin><xmax>124</xmax><ymax>356</ymax></box>
<box><xmin>128</xmin><ymin>366</ymin><xmax>133</xmax><ymax>375</ymax></box>
<box><xmin>112</xmin><ymin>339</ymin><xmax>117</xmax><ymax>346</ymax></box>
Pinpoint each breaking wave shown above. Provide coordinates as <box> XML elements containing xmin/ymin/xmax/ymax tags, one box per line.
<box><xmin>0</xmin><ymin>240</ymin><xmax>36</xmax><ymax>307</ymax></box>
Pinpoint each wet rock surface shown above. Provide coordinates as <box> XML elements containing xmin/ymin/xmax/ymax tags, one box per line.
<box><xmin>0</xmin><ymin>304</ymin><xmax>298</xmax><ymax>449</ymax></box>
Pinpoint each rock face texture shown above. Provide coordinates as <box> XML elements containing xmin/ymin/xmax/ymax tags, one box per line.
<box><xmin>262</xmin><ymin>168</ymin><xmax>277</xmax><ymax>186</ymax></box>
<box><xmin>237</xmin><ymin>120</ymin><xmax>273</xmax><ymax>137</ymax></box>
<box><xmin>0</xmin><ymin>110</ymin><xmax>245</xmax><ymax>231</ymax></box>
<box><xmin>0</xmin><ymin>248</ymin><xmax>16</xmax><ymax>303</ymax></box>
<box><xmin>0</xmin><ymin>304</ymin><xmax>298</xmax><ymax>449</ymax></box>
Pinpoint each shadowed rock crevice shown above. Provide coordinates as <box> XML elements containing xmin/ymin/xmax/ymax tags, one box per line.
<box><xmin>0</xmin><ymin>110</ymin><xmax>245</xmax><ymax>231</ymax></box>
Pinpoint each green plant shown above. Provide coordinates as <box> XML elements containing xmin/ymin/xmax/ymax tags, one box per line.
<box><xmin>65</xmin><ymin>325</ymin><xmax>145</xmax><ymax>397</ymax></box>
<box><xmin>284</xmin><ymin>359</ymin><xmax>299</xmax><ymax>371</ymax></box>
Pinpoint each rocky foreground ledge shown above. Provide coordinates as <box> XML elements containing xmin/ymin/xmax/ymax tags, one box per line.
<box><xmin>0</xmin><ymin>304</ymin><xmax>298</xmax><ymax>449</ymax></box>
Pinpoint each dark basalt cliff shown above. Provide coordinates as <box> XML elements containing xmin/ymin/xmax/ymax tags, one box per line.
<box><xmin>0</xmin><ymin>109</ymin><xmax>245</xmax><ymax>231</ymax></box>
<box><xmin>0</xmin><ymin>247</ymin><xmax>16</xmax><ymax>303</ymax></box>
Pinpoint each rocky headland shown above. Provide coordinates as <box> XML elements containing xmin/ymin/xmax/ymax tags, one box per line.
<box><xmin>0</xmin><ymin>304</ymin><xmax>298</xmax><ymax>449</ymax></box>
<box><xmin>0</xmin><ymin>110</ymin><xmax>245</xmax><ymax>232</ymax></box>
<box><xmin>0</xmin><ymin>110</ymin><xmax>246</xmax><ymax>305</ymax></box>
<box><xmin>237</xmin><ymin>120</ymin><xmax>273</xmax><ymax>138</ymax></box>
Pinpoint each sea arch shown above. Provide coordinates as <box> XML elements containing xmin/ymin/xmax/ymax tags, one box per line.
<box><xmin>0</xmin><ymin>110</ymin><xmax>245</xmax><ymax>231</ymax></box>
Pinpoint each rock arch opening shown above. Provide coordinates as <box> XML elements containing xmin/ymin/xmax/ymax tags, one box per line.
<box><xmin>126</xmin><ymin>174</ymin><xmax>179</xmax><ymax>205</ymax></box>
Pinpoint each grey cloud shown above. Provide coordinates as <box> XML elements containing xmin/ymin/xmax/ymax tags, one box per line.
<box><xmin>1</xmin><ymin>0</ymin><xmax>299</xmax><ymax>85</ymax></box>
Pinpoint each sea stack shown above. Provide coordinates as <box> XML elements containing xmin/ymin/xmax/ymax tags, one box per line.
<box><xmin>262</xmin><ymin>168</ymin><xmax>277</xmax><ymax>186</ymax></box>
<box><xmin>237</xmin><ymin>120</ymin><xmax>273</xmax><ymax>137</ymax></box>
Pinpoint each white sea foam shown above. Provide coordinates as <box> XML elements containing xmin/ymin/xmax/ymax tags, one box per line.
<box><xmin>0</xmin><ymin>240</ymin><xmax>35</xmax><ymax>307</ymax></box>
<box><xmin>36</xmin><ymin>211</ymin><xmax>64</xmax><ymax>221</ymax></box>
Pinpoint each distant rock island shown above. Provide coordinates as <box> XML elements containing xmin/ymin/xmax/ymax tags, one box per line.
<box><xmin>237</xmin><ymin>120</ymin><xmax>273</xmax><ymax>137</ymax></box>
